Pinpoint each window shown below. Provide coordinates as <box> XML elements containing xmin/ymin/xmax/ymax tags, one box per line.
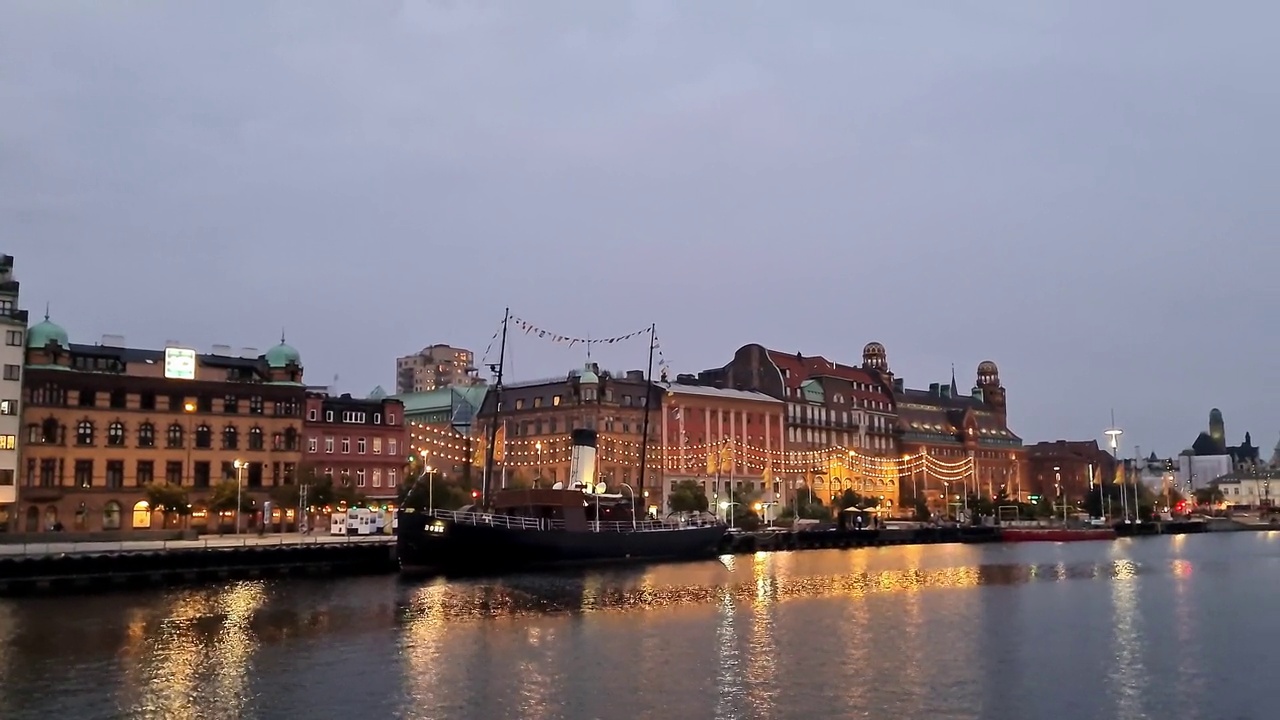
<box><xmin>103</xmin><ymin>501</ymin><xmax>122</xmax><ymax>531</ymax></box>
<box><xmin>107</xmin><ymin>421</ymin><xmax>125</xmax><ymax>446</ymax></box>
<box><xmin>193</xmin><ymin>462</ymin><xmax>211</xmax><ymax>488</ymax></box>
<box><xmin>106</xmin><ymin>461</ymin><xmax>124</xmax><ymax>489</ymax></box>
<box><xmin>388</xmin><ymin>468</ymin><xmax>397</xmax><ymax>488</ymax></box>
<box><xmin>308</xmin><ymin>408</ymin><xmax>317</xmax><ymax>421</ymax></box>
<box><xmin>224</xmin><ymin>395</ymin><xmax>239</xmax><ymax>413</ymax></box>
<box><xmin>372</xmin><ymin>437</ymin><xmax>382</xmax><ymax>454</ymax></box>
<box><xmin>249</xmin><ymin>396</ymin><xmax>264</xmax><ymax>415</ymax></box>
<box><xmin>39</xmin><ymin>459</ymin><xmax>56</xmax><ymax>487</ymax></box>
<box><xmin>195</xmin><ymin>424</ymin><xmax>212</xmax><ymax>449</ymax></box>
<box><xmin>0</xmin><ymin>399</ymin><xmax>15</xmax><ymax>415</ymax></box>
<box><xmin>109</xmin><ymin>389</ymin><xmax>127</xmax><ymax>409</ymax></box>
<box><xmin>197</xmin><ymin>395</ymin><xmax>213</xmax><ymax>413</ymax></box>
<box><xmin>166</xmin><ymin>461</ymin><xmax>183</xmax><ymax>485</ymax></box>
<box><xmin>341</xmin><ymin>437</ymin><xmax>350</xmax><ymax>454</ymax></box>
<box><xmin>284</xmin><ymin>427</ymin><xmax>298</xmax><ymax>450</ymax></box>
<box><xmin>388</xmin><ymin>413</ymin><xmax>396</xmax><ymax>424</ymax></box>
<box><xmin>515</xmin><ymin>399</ymin><xmax>524</xmax><ymax>410</ymax></box>
<box><xmin>389</xmin><ymin>438</ymin><xmax>398</xmax><ymax>456</ymax></box>
<box><xmin>308</xmin><ymin>437</ymin><xmax>318</xmax><ymax>453</ymax></box>
<box><xmin>137</xmin><ymin>422</ymin><xmax>155</xmax><ymax>448</ymax></box>
<box><xmin>356</xmin><ymin>469</ymin><xmax>366</xmax><ymax>487</ymax></box>
<box><xmin>5</xmin><ymin>329</ymin><xmax>22</xmax><ymax>346</ymax></box>
<box><xmin>74</xmin><ymin>459</ymin><xmax>93</xmax><ymax>487</ymax></box>
<box><xmin>223</xmin><ymin>425</ymin><xmax>239</xmax><ymax>449</ymax></box>
<box><xmin>0</xmin><ymin>469</ymin><xmax>12</xmax><ymax>486</ymax></box>
<box><xmin>325</xmin><ymin>410</ymin><xmax>334</xmax><ymax>422</ymax></box>
<box><xmin>140</xmin><ymin>392</ymin><xmax>156</xmax><ymax>410</ymax></box>
<box><xmin>137</xmin><ymin>461</ymin><xmax>154</xmax><ymax>485</ymax></box>
<box><xmin>221</xmin><ymin>461</ymin><xmax>237</xmax><ymax>481</ymax></box>
<box><xmin>78</xmin><ymin>390</ymin><xmax>95</xmax><ymax>407</ymax></box>
<box><xmin>374</xmin><ymin>413</ymin><xmax>382</xmax><ymax>424</ymax></box>
<box><xmin>166</xmin><ymin>423</ymin><xmax>184</xmax><ymax>449</ymax></box>
<box><xmin>248</xmin><ymin>426</ymin><xmax>264</xmax><ymax>450</ymax></box>
<box><xmin>534</xmin><ymin>397</ymin><xmax>543</xmax><ymax>408</ymax></box>
<box><xmin>3</xmin><ymin>364</ymin><xmax>19</xmax><ymax>381</ymax></box>
<box><xmin>552</xmin><ymin>395</ymin><xmax>562</xmax><ymax>406</ymax></box>
<box><xmin>372</xmin><ymin>469</ymin><xmax>382</xmax><ymax>488</ymax></box>
<box><xmin>76</xmin><ymin>420</ymin><xmax>95</xmax><ymax>446</ymax></box>
<box><xmin>357</xmin><ymin>437</ymin><xmax>366</xmax><ymax>454</ymax></box>
<box><xmin>248</xmin><ymin>462</ymin><xmax>264</xmax><ymax>487</ymax></box>
<box><xmin>325</xmin><ymin>437</ymin><xmax>334</xmax><ymax>454</ymax></box>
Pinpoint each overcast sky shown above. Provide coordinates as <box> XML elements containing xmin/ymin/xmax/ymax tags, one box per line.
<box><xmin>3</xmin><ymin>1</ymin><xmax>1278</xmax><ymax>457</ymax></box>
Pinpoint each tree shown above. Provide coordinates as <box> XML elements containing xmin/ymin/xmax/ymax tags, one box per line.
<box><xmin>1193</xmin><ymin>486</ymin><xmax>1224</xmax><ymax>507</ymax></box>
<box><xmin>398</xmin><ymin>470</ymin><xmax>470</xmax><ymax>511</ymax></box>
<box><xmin>667</xmin><ymin>480</ymin><xmax>709</xmax><ymax>514</ymax></box>
<box><xmin>145</xmin><ymin>483</ymin><xmax>190</xmax><ymax>525</ymax></box>
<box><xmin>208</xmin><ymin>479</ymin><xmax>254</xmax><ymax>513</ymax></box>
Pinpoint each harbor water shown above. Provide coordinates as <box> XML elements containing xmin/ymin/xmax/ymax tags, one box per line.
<box><xmin>1</xmin><ymin>532</ymin><xmax>1277</xmax><ymax>719</ymax></box>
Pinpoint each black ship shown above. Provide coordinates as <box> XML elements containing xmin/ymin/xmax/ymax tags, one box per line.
<box><xmin>397</xmin><ymin>311</ymin><xmax>726</xmax><ymax>575</ymax></box>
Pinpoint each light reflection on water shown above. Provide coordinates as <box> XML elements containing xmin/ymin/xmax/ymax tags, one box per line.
<box><xmin>3</xmin><ymin>535</ymin><xmax>1280</xmax><ymax>719</ymax></box>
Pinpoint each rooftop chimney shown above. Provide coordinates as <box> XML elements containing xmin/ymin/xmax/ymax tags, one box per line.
<box><xmin>929</xmin><ymin>382</ymin><xmax>940</xmax><ymax>395</ymax></box>
<box><xmin>893</xmin><ymin>378</ymin><xmax>904</xmax><ymax>393</ymax></box>
<box><xmin>940</xmin><ymin>385</ymin><xmax>952</xmax><ymax>399</ymax></box>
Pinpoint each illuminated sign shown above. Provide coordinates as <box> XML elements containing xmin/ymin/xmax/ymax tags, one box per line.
<box><xmin>163</xmin><ymin>347</ymin><xmax>197</xmax><ymax>380</ymax></box>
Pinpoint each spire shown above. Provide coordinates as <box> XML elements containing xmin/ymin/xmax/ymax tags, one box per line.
<box><xmin>44</xmin><ymin>302</ymin><xmax>50</xmax><ymax>321</ymax></box>
<box><xmin>949</xmin><ymin>363</ymin><xmax>958</xmax><ymax>397</ymax></box>
<box><xmin>280</xmin><ymin>328</ymin><xmax>286</xmax><ymax>345</ymax></box>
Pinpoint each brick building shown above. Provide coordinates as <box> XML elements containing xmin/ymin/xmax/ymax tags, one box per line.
<box><xmin>656</xmin><ymin>381</ymin><xmax>785</xmax><ymax>516</ymax></box>
<box><xmin>19</xmin><ymin>317</ymin><xmax>305</xmax><ymax>533</ymax></box>
<box><xmin>1024</xmin><ymin>440</ymin><xmax>1117</xmax><ymax>502</ymax></box>
<box><xmin>472</xmin><ymin>363</ymin><xmax>662</xmax><ymax>498</ymax></box>
<box><xmin>396</xmin><ymin>384</ymin><xmax>488</xmax><ymax>489</ymax></box>
<box><xmin>302</xmin><ymin>390</ymin><xmax>408</xmax><ymax>503</ymax></box>
<box><xmin>698</xmin><ymin>344</ymin><xmax>901</xmax><ymax>510</ymax></box>
<box><xmin>863</xmin><ymin>346</ymin><xmax>1026</xmax><ymax>511</ymax></box>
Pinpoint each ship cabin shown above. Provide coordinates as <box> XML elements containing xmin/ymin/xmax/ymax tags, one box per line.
<box><xmin>490</xmin><ymin>487</ymin><xmax>636</xmax><ymax>530</ymax></box>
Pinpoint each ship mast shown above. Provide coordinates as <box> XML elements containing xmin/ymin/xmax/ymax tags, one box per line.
<box><xmin>636</xmin><ymin>323</ymin><xmax>657</xmax><ymax>521</ymax></box>
<box><xmin>481</xmin><ymin>308</ymin><xmax>509</xmax><ymax>508</ymax></box>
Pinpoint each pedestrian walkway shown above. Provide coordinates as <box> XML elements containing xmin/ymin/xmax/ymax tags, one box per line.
<box><xmin>0</xmin><ymin>532</ymin><xmax>394</xmax><ymax>558</ymax></box>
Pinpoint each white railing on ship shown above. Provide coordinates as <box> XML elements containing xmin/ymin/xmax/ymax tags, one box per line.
<box><xmin>432</xmin><ymin>509</ymin><xmax>719</xmax><ymax>533</ymax></box>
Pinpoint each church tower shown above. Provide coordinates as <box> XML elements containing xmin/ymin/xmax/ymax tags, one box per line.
<box><xmin>1209</xmin><ymin>408</ymin><xmax>1225</xmax><ymax>447</ymax></box>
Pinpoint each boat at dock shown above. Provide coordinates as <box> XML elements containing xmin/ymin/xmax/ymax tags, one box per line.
<box><xmin>1000</xmin><ymin>525</ymin><xmax>1117</xmax><ymax>542</ymax></box>
<box><xmin>397</xmin><ymin>488</ymin><xmax>726</xmax><ymax>575</ymax></box>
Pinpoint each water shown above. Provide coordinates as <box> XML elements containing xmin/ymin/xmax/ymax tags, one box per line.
<box><xmin>1</xmin><ymin>532</ymin><xmax>1278</xmax><ymax>720</ymax></box>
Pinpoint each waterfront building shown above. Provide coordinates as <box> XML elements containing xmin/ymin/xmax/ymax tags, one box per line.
<box><xmin>302</xmin><ymin>390</ymin><xmax>407</xmax><ymax>504</ymax></box>
<box><xmin>1024</xmin><ymin>440</ymin><xmax>1117</xmax><ymax>502</ymax></box>
<box><xmin>1175</xmin><ymin>409</ymin><xmax>1255</xmax><ymax>490</ymax></box>
<box><xmin>395</xmin><ymin>344</ymin><xmax>482</xmax><ymax>394</ymax></box>
<box><xmin>0</xmin><ymin>255</ymin><xmax>28</xmax><ymax>531</ymax></box>
<box><xmin>471</xmin><ymin>363</ymin><xmax>661</xmax><ymax>497</ymax></box>
<box><xmin>876</xmin><ymin>356</ymin><xmax>1025</xmax><ymax>512</ymax></box>
<box><xmin>1212</xmin><ymin>470</ymin><xmax>1280</xmax><ymax>508</ymax></box>
<box><xmin>394</xmin><ymin>384</ymin><xmax>488</xmax><ymax>488</ymax></box>
<box><xmin>697</xmin><ymin>344</ymin><xmax>901</xmax><ymax>511</ymax></box>
<box><xmin>19</xmin><ymin>320</ymin><xmax>305</xmax><ymax>533</ymax></box>
<box><xmin>656</xmin><ymin>381</ymin><xmax>785</xmax><ymax>518</ymax></box>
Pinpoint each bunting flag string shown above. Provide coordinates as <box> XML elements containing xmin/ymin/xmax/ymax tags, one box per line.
<box><xmin>478</xmin><ymin>322</ymin><xmax>504</xmax><ymax>367</ymax></box>
<box><xmin>510</xmin><ymin>315</ymin><xmax>651</xmax><ymax>349</ymax></box>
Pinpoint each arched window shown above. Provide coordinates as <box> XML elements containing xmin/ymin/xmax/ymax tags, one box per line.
<box><xmin>166</xmin><ymin>423</ymin><xmax>184</xmax><ymax>449</ymax></box>
<box><xmin>138</xmin><ymin>422</ymin><xmax>156</xmax><ymax>448</ymax></box>
<box><xmin>222</xmin><ymin>425</ymin><xmax>239</xmax><ymax>450</ymax></box>
<box><xmin>73</xmin><ymin>503</ymin><xmax>88</xmax><ymax>530</ymax></box>
<box><xmin>248</xmin><ymin>426</ymin><xmax>264</xmax><ymax>450</ymax></box>
<box><xmin>194</xmin><ymin>424</ymin><xmax>212</xmax><ymax>449</ymax></box>
<box><xmin>41</xmin><ymin>418</ymin><xmax>59</xmax><ymax>444</ymax></box>
<box><xmin>102</xmin><ymin>501</ymin><xmax>122</xmax><ymax>531</ymax></box>
<box><xmin>132</xmin><ymin>501</ymin><xmax>151</xmax><ymax>529</ymax></box>
<box><xmin>107</xmin><ymin>421</ymin><xmax>126</xmax><ymax>447</ymax></box>
<box><xmin>76</xmin><ymin>420</ymin><xmax>95</xmax><ymax>446</ymax></box>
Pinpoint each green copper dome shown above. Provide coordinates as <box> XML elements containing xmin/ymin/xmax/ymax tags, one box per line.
<box><xmin>27</xmin><ymin>316</ymin><xmax>69</xmax><ymax>349</ymax></box>
<box><xmin>265</xmin><ymin>338</ymin><xmax>301</xmax><ymax>368</ymax></box>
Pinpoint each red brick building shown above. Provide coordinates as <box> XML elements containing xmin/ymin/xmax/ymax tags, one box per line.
<box><xmin>1025</xmin><ymin>440</ymin><xmax>1116</xmax><ymax>503</ymax></box>
<box><xmin>697</xmin><ymin>344</ymin><xmax>901</xmax><ymax>510</ymax></box>
<box><xmin>862</xmin><ymin>346</ymin><xmax>1026</xmax><ymax>510</ymax></box>
<box><xmin>657</xmin><ymin>381</ymin><xmax>785</xmax><ymax>517</ymax></box>
<box><xmin>303</xmin><ymin>391</ymin><xmax>407</xmax><ymax>502</ymax></box>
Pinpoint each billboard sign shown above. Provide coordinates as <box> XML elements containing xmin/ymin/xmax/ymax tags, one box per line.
<box><xmin>164</xmin><ymin>347</ymin><xmax>197</xmax><ymax>380</ymax></box>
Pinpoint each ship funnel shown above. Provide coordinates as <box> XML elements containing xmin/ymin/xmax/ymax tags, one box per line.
<box><xmin>568</xmin><ymin>429</ymin><xmax>598</xmax><ymax>491</ymax></box>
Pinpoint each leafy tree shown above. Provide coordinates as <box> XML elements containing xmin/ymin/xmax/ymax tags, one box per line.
<box><xmin>1193</xmin><ymin>486</ymin><xmax>1224</xmax><ymax>506</ymax></box>
<box><xmin>667</xmin><ymin>479</ymin><xmax>710</xmax><ymax>514</ymax></box>
<box><xmin>208</xmin><ymin>479</ymin><xmax>255</xmax><ymax>513</ymax></box>
<box><xmin>913</xmin><ymin>498</ymin><xmax>930</xmax><ymax>521</ymax></box>
<box><xmin>398</xmin><ymin>470</ymin><xmax>470</xmax><ymax>511</ymax></box>
<box><xmin>790</xmin><ymin>493</ymin><xmax>829</xmax><ymax>520</ymax></box>
<box><xmin>838</xmin><ymin>489</ymin><xmax>866</xmax><ymax>510</ymax></box>
<box><xmin>145</xmin><ymin>483</ymin><xmax>190</xmax><ymax>525</ymax></box>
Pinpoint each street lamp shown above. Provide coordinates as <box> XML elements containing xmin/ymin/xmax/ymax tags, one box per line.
<box><xmin>183</xmin><ymin>401</ymin><xmax>196</xmax><ymax>487</ymax></box>
<box><xmin>233</xmin><ymin>459</ymin><xmax>244</xmax><ymax>534</ymax></box>
<box><xmin>620</xmin><ymin>482</ymin><xmax>636</xmax><ymax>529</ymax></box>
<box><xmin>1105</xmin><ymin>419</ymin><xmax>1124</xmax><ymax>522</ymax></box>
<box><xmin>535</xmin><ymin>441</ymin><xmax>543</xmax><ymax>488</ymax></box>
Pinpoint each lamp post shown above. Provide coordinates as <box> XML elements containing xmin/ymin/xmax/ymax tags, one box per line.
<box><xmin>183</xmin><ymin>401</ymin><xmax>196</xmax><ymax>486</ymax></box>
<box><xmin>620</xmin><ymin>482</ymin><xmax>636</xmax><ymax>529</ymax></box>
<box><xmin>535</xmin><ymin>441</ymin><xmax>543</xmax><ymax>488</ymax></box>
<box><xmin>1105</xmin><ymin>418</ymin><xmax>1125</xmax><ymax>523</ymax></box>
<box><xmin>1054</xmin><ymin>465</ymin><xmax>1063</xmax><ymax>523</ymax></box>
<box><xmin>233</xmin><ymin>459</ymin><xmax>244</xmax><ymax>534</ymax></box>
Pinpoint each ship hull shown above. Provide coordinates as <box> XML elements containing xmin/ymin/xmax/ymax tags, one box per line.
<box><xmin>397</xmin><ymin>512</ymin><xmax>728</xmax><ymax>576</ymax></box>
<box><xmin>1001</xmin><ymin>527</ymin><xmax>1117</xmax><ymax>543</ymax></box>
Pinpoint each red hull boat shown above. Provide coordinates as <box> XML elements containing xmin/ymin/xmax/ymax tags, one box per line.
<box><xmin>1001</xmin><ymin>527</ymin><xmax>1116</xmax><ymax>543</ymax></box>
